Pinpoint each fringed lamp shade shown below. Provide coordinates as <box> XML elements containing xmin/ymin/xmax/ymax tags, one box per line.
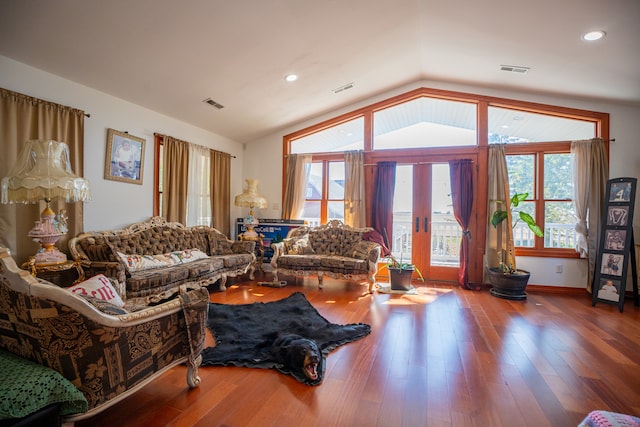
<box><xmin>1</xmin><ymin>140</ymin><xmax>91</xmax><ymax>204</ymax></box>
<box><xmin>234</xmin><ymin>179</ymin><xmax>267</xmax><ymax>238</ymax></box>
<box><xmin>1</xmin><ymin>140</ymin><xmax>91</xmax><ymax>265</ymax></box>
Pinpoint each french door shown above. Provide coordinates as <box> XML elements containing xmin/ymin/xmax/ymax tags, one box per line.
<box><xmin>392</xmin><ymin>163</ymin><xmax>460</xmax><ymax>282</ymax></box>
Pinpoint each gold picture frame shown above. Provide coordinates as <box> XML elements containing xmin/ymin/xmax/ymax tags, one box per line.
<box><xmin>104</xmin><ymin>129</ymin><xmax>145</xmax><ymax>185</ymax></box>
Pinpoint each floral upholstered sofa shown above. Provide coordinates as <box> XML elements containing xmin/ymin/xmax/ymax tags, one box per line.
<box><xmin>270</xmin><ymin>220</ymin><xmax>382</xmax><ymax>292</ymax></box>
<box><xmin>69</xmin><ymin>217</ymin><xmax>255</xmax><ymax>306</ymax></box>
<box><xmin>0</xmin><ymin>246</ymin><xmax>209</xmax><ymax>424</ymax></box>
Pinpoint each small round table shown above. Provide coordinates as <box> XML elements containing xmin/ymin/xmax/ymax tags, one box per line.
<box><xmin>21</xmin><ymin>258</ymin><xmax>85</xmax><ymax>287</ymax></box>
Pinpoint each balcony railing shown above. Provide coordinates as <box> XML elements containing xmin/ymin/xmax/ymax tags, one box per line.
<box><xmin>300</xmin><ymin>217</ymin><xmax>577</xmax><ymax>266</ymax></box>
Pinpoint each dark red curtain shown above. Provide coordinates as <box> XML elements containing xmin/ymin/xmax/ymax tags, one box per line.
<box><xmin>449</xmin><ymin>159</ymin><xmax>477</xmax><ymax>290</ymax></box>
<box><xmin>371</xmin><ymin>161</ymin><xmax>396</xmax><ymax>251</ymax></box>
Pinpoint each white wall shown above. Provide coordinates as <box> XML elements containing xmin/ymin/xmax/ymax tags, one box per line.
<box><xmin>0</xmin><ymin>55</ymin><xmax>246</xmax><ymax>232</ymax></box>
<box><xmin>3</xmin><ymin>54</ymin><xmax>639</xmax><ymax>289</ymax></box>
<box><xmin>244</xmin><ymin>79</ymin><xmax>640</xmax><ymax>289</ymax></box>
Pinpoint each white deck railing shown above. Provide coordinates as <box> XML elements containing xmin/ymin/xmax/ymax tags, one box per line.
<box><xmin>300</xmin><ymin>218</ymin><xmax>576</xmax><ymax>267</ymax></box>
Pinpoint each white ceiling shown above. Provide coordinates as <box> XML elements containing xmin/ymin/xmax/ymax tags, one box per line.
<box><xmin>0</xmin><ymin>0</ymin><xmax>638</xmax><ymax>143</ymax></box>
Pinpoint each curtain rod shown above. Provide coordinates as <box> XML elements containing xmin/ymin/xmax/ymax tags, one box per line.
<box><xmin>364</xmin><ymin>160</ymin><xmax>475</xmax><ymax>166</ymax></box>
<box><xmin>154</xmin><ymin>132</ymin><xmax>236</xmax><ymax>158</ymax></box>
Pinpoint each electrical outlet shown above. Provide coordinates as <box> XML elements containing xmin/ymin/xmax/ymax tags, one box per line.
<box><xmin>555</xmin><ymin>265</ymin><xmax>563</xmax><ymax>274</ymax></box>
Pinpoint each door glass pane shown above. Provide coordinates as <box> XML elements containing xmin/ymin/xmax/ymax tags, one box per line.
<box><xmin>328</xmin><ymin>162</ymin><xmax>345</xmax><ymax>199</ymax></box>
<box><xmin>431</xmin><ymin>164</ymin><xmax>459</xmax><ymax>266</ymax></box>
<box><xmin>506</xmin><ymin>155</ymin><xmax>534</xmax><ymax>197</ymax></box>
<box><xmin>545</xmin><ymin>202</ymin><xmax>577</xmax><ymax>248</ymax></box>
<box><xmin>489</xmin><ymin>106</ymin><xmax>596</xmax><ymax>143</ymax></box>
<box><xmin>513</xmin><ymin>201</ymin><xmax>536</xmax><ymax>247</ymax></box>
<box><xmin>328</xmin><ymin>201</ymin><xmax>344</xmax><ymax>220</ymax></box>
<box><xmin>301</xmin><ymin>201</ymin><xmax>321</xmax><ymax>227</ymax></box>
<box><xmin>544</xmin><ymin>153</ymin><xmax>572</xmax><ymax>199</ymax></box>
<box><xmin>291</xmin><ymin>117</ymin><xmax>364</xmax><ymax>154</ymax></box>
<box><xmin>306</xmin><ymin>163</ymin><xmax>322</xmax><ymax>200</ymax></box>
<box><xmin>391</xmin><ymin>165</ymin><xmax>413</xmax><ymax>263</ymax></box>
<box><xmin>373</xmin><ymin>97</ymin><xmax>477</xmax><ymax>150</ymax></box>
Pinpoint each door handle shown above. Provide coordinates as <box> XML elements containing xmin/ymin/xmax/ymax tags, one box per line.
<box><xmin>415</xmin><ymin>217</ymin><xmax>419</xmax><ymax>232</ymax></box>
<box><xmin>424</xmin><ymin>216</ymin><xmax>428</xmax><ymax>232</ymax></box>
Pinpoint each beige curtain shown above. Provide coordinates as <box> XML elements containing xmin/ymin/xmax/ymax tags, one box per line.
<box><xmin>344</xmin><ymin>150</ymin><xmax>365</xmax><ymax>228</ymax></box>
<box><xmin>186</xmin><ymin>144</ymin><xmax>210</xmax><ymax>227</ymax></box>
<box><xmin>571</xmin><ymin>138</ymin><xmax>608</xmax><ymax>291</ymax></box>
<box><xmin>0</xmin><ymin>88</ymin><xmax>85</xmax><ymax>264</ymax></box>
<box><xmin>162</xmin><ymin>136</ymin><xmax>189</xmax><ymax>224</ymax></box>
<box><xmin>485</xmin><ymin>145</ymin><xmax>514</xmax><ymax>280</ymax></box>
<box><xmin>210</xmin><ymin>150</ymin><xmax>231</xmax><ymax>236</ymax></box>
<box><xmin>282</xmin><ymin>154</ymin><xmax>312</xmax><ymax>220</ymax></box>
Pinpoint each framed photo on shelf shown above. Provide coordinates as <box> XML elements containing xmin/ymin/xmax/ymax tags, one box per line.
<box><xmin>604</xmin><ymin>229</ymin><xmax>626</xmax><ymax>251</ymax></box>
<box><xmin>104</xmin><ymin>129</ymin><xmax>145</xmax><ymax>185</ymax></box>
<box><xmin>593</xmin><ymin>177</ymin><xmax>638</xmax><ymax>312</ymax></box>
<box><xmin>606</xmin><ymin>205</ymin><xmax>629</xmax><ymax>226</ymax></box>
<box><xmin>600</xmin><ymin>253</ymin><xmax>624</xmax><ymax>276</ymax></box>
<box><xmin>596</xmin><ymin>278</ymin><xmax>622</xmax><ymax>303</ymax></box>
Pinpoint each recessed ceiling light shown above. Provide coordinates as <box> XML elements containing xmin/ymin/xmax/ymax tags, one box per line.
<box><xmin>284</xmin><ymin>74</ymin><xmax>298</xmax><ymax>82</ymax></box>
<box><xmin>582</xmin><ymin>30</ymin><xmax>606</xmax><ymax>41</ymax></box>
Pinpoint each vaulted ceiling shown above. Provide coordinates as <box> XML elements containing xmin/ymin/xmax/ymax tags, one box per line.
<box><xmin>0</xmin><ymin>0</ymin><xmax>638</xmax><ymax>143</ymax></box>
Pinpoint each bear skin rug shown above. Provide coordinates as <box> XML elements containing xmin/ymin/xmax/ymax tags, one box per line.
<box><xmin>201</xmin><ymin>292</ymin><xmax>371</xmax><ymax>385</ymax></box>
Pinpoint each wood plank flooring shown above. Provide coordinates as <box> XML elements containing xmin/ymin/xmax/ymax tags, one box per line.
<box><xmin>76</xmin><ymin>275</ymin><xmax>640</xmax><ymax>427</ymax></box>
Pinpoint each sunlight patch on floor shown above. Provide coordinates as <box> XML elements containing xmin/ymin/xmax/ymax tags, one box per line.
<box><xmin>379</xmin><ymin>285</ymin><xmax>453</xmax><ymax>305</ymax></box>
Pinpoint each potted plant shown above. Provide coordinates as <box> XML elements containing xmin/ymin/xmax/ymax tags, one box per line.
<box><xmin>386</xmin><ymin>254</ymin><xmax>424</xmax><ymax>291</ymax></box>
<box><xmin>488</xmin><ymin>192</ymin><xmax>544</xmax><ymax>300</ymax></box>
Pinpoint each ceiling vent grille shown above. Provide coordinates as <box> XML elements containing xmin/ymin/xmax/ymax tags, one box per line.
<box><xmin>332</xmin><ymin>83</ymin><xmax>354</xmax><ymax>94</ymax></box>
<box><xmin>500</xmin><ymin>65</ymin><xmax>530</xmax><ymax>74</ymax></box>
<box><xmin>203</xmin><ymin>98</ymin><xmax>224</xmax><ymax>109</ymax></box>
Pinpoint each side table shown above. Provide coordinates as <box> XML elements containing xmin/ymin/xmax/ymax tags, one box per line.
<box><xmin>240</xmin><ymin>233</ymin><xmax>265</xmax><ymax>274</ymax></box>
<box><xmin>21</xmin><ymin>258</ymin><xmax>85</xmax><ymax>287</ymax></box>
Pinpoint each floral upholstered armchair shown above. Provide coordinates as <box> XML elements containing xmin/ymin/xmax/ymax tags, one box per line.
<box><xmin>0</xmin><ymin>246</ymin><xmax>209</xmax><ymax>424</ymax></box>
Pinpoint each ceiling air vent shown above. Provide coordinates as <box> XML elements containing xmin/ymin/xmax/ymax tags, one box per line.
<box><xmin>332</xmin><ymin>82</ymin><xmax>354</xmax><ymax>94</ymax></box>
<box><xmin>500</xmin><ymin>65</ymin><xmax>530</xmax><ymax>74</ymax></box>
<box><xmin>203</xmin><ymin>98</ymin><xmax>224</xmax><ymax>109</ymax></box>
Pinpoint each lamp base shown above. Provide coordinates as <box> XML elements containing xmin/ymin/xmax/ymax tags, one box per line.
<box><xmin>33</xmin><ymin>248</ymin><xmax>68</xmax><ymax>265</ymax></box>
<box><xmin>27</xmin><ymin>204</ymin><xmax>68</xmax><ymax>266</ymax></box>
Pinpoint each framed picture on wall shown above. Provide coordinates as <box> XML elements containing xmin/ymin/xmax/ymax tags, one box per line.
<box><xmin>104</xmin><ymin>128</ymin><xmax>145</xmax><ymax>185</ymax></box>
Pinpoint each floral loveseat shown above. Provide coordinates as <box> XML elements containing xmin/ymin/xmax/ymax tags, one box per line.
<box><xmin>270</xmin><ymin>220</ymin><xmax>382</xmax><ymax>292</ymax></box>
<box><xmin>0</xmin><ymin>246</ymin><xmax>209</xmax><ymax>424</ymax></box>
<box><xmin>69</xmin><ymin>217</ymin><xmax>255</xmax><ymax>306</ymax></box>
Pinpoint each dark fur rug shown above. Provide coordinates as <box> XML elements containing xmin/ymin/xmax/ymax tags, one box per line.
<box><xmin>200</xmin><ymin>292</ymin><xmax>371</xmax><ymax>385</ymax></box>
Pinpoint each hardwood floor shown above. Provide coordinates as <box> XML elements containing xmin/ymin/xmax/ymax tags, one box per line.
<box><xmin>76</xmin><ymin>275</ymin><xmax>640</xmax><ymax>427</ymax></box>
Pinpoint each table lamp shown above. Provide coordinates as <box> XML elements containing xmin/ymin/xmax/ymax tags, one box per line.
<box><xmin>234</xmin><ymin>178</ymin><xmax>267</xmax><ymax>239</ymax></box>
<box><xmin>1</xmin><ymin>140</ymin><xmax>91</xmax><ymax>265</ymax></box>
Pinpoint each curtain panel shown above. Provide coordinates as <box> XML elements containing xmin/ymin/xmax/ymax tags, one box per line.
<box><xmin>0</xmin><ymin>88</ymin><xmax>85</xmax><ymax>264</ymax></box>
<box><xmin>371</xmin><ymin>161</ymin><xmax>396</xmax><ymax>250</ymax></box>
<box><xmin>449</xmin><ymin>159</ymin><xmax>477</xmax><ymax>289</ymax></box>
<box><xmin>282</xmin><ymin>154</ymin><xmax>312</xmax><ymax>220</ymax></box>
<box><xmin>161</xmin><ymin>136</ymin><xmax>189</xmax><ymax>225</ymax></box>
<box><xmin>484</xmin><ymin>145</ymin><xmax>514</xmax><ymax>280</ymax></box>
<box><xmin>210</xmin><ymin>150</ymin><xmax>231</xmax><ymax>236</ymax></box>
<box><xmin>572</xmin><ymin>138</ymin><xmax>609</xmax><ymax>291</ymax></box>
<box><xmin>344</xmin><ymin>150</ymin><xmax>365</xmax><ymax>228</ymax></box>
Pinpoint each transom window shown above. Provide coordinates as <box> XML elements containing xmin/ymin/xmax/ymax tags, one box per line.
<box><xmin>374</xmin><ymin>96</ymin><xmax>477</xmax><ymax>149</ymax></box>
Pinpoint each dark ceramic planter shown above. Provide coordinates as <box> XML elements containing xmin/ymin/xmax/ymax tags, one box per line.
<box><xmin>389</xmin><ymin>267</ymin><xmax>414</xmax><ymax>291</ymax></box>
<box><xmin>488</xmin><ymin>267</ymin><xmax>530</xmax><ymax>300</ymax></box>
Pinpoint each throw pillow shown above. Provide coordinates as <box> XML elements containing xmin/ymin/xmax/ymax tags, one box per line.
<box><xmin>117</xmin><ymin>252</ymin><xmax>169</xmax><ymax>272</ymax></box>
<box><xmin>284</xmin><ymin>235</ymin><xmax>315</xmax><ymax>255</ymax></box>
<box><xmin>67</xmin><ymin>274</ymin><xmax>125</xmax><ymax>307</ymax></box>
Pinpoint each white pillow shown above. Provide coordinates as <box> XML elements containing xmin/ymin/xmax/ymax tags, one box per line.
<box><xmin>67</xmin><ymin>274</ymin><xmax>125</xmax><ymax>307</ymax></box>
<box><xmin>166</xmin><ymin>249</ymin><xmax>209</xmax><ymax>264</ymax></box>
<box><xmin>117</xmin><ymin>252</ymin><xmax>170</xmax><ymax>272</ymax></box>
